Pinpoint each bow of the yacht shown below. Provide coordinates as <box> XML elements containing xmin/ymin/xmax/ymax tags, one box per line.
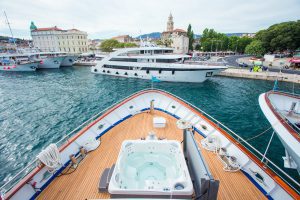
<box><xmin>1</xmin><ymin>89</ymin><xmax>299</xmax><ymax>200</ymax></box>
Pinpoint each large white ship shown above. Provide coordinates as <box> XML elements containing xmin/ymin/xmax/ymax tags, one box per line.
<box><xmin>91</xmin><ymin>46</ymin><xmax>227</xmax><ymax>83</ymax></box>
<box><xmin>27</xmin><ymin>52</ymin><xmax>77</xmax><ymax>69</ymax></box>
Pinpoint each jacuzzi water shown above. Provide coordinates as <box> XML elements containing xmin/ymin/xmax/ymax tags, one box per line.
<box><xmin>108</xmin><ymin>140</ymin><xmax>194</xmax><ymax>197</ymax></box>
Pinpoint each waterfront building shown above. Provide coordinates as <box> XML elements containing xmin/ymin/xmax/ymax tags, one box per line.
<box><xmin>241</xmin><ymin>33</ymin><xmax>256</xmax><ymax>38</ymax></box>
<box><xmin>111</xmin><ymin>35</ymin><xmax>133</xmax><ymax>43</ymax></box>
<box><xmin>30</xmin><ymin>22</ymin><xmax>88</xmax><ymax>53</ymax></box>
<box><xmin>161</xmin><ymin>14</ymin><xmax>189</xmax><ymax>54</ymax></box>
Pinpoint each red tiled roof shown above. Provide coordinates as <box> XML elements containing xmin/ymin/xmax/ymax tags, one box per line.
<box><xmin>173</xmin><ymin>28</ymin><xmax>186</xmax><ymax>33</ymax></box>
<box><xmin>32</xmin><ymin>27</ymin><xmax>62</xmax><ymax>32</ymax></box>
<box><xmin>68</xmin><ymin>28</ymin><xmax>79</xmax><ymax>31</ymax></box>
<box><xmin>112</xmin><ymin>35</ymin><xmax>130</xmax><ymax>39</ymax></box>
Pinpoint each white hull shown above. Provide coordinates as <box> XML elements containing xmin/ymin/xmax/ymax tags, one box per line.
<box><xmin>91</xmin><ymin>66</ymin><xmax>224</xmax><ymax>83</ymax></box>
<box><xmin>0</xmin><ymin>62</ymin><xmax>38</xmax><ymax>72</ymax></box>
<box><xmin>60</xmin><ymin>55</ymin><xmax>78</xmax><ymax>67</ymax></box>
<box><xmin>38</xmin><ymin>57</ymin><xmax>65</xmax><ymax>69</ymax></box>
<box><xmin>259</xmin><ymin>92</ymin><xmax>300</xmax><ymax>174</ymax></box>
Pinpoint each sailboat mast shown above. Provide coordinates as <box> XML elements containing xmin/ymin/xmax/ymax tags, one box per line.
<box><xmin>4</xmin><ymin>11</ymin><xmax>16</xmax><ymax>46</ymax></box>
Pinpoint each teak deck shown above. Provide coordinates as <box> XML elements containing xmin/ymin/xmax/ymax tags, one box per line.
<box><xmin>37</xmin><ymin>111</ymin><xmax>266</xmax><ymax>200</ymax></box>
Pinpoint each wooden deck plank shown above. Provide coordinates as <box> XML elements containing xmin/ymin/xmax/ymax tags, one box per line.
<box><xmin>37</xmin><ymin>111</ymin><xmax>266</xmax><ymax>200</ymax></box>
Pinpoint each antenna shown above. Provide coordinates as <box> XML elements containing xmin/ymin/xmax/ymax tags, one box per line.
<box><xmin>3</xmin><ymin>11</ymin><xmax>16</xmax><ymax>46</ymax></box>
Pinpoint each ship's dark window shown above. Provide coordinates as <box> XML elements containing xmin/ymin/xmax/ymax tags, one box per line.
<box><xmin>171</xmin><ymin>105</ymin><xmax>176</xmax><ymax>109</ymax></box>
<box><xmin>107</xmin><ymin>70</ymin><xmax>110</xmax><ymax>73</ymax></box>
<box><xmin>94</xmin><ymin>69</ymin><xmax>98</xmax><ymax>72</ymax></box>
<box><xmin>134</xmin><ymin>73</ymin><xmax>138</xmax><ymax>76</ymax></box>
<box><xmin>159</xmin><ymin>69</ymin><xmax>162</xmax><ymax>74</ymax></box>
<box><xmin>146</xmin><ymin>69</ymin><xmax>149</xmax><ymax>74</ymax></box>
<box><xmin>129</xmin><ymin>105</ymin><xmax>133</xmax><ymax>109</ymax></box>
<box><xmin>116</xmin><ymin>72</ymin><xmax>119</xmax><ymax>75</ymax></box>
<box><xmin>98</xmin><ymin>124</ymin><xmax>104</xmax><ymax>130</ymax></box>
<box><xmin>102</xmin><ymin>70</ymin><xmax>105</xmax><ymax>72</ymax></box>
<box><xmin>125</xmin><ymin>72</ymin><xmax>128</xmax><ymax>75</ymax></box>
<box><xmin>172</xmin><ymin>70</ymin><xmax>175</xmax><ymax>75</ymax></box>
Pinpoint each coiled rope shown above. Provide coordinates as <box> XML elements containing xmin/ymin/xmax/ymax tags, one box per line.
<box><xmin>37</xmin><ymin>143</ymin><xmax>62</xmax><ymax>173</ymax></box>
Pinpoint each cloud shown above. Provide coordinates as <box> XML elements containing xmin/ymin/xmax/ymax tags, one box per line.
<box><xmin>0</xmin><ymin>0</ymin><xmax>299</xmax><ymax>39</ymax></box>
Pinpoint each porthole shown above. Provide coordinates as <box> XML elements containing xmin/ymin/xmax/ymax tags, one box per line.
<box><xmin>146</xmin><ymin>69</ymin><xmax>150</xmax><ymax>74</ymax></box>
<box><xmin>171</xmin><ymin>105</ymin><xmax>176</xmax><ymax>109</ymax></box>
<box><xmin>134</xmin><ymin>73</ymin><xmax>138</xmax><ymax>76</ymax></box>
<box><xmin>94</xmin><ymin>68</ymin><xmax>98</xmax><ymax>72</ymax></box>
<box><xmin>129</xmin><ymin>105</ymin><xmax>134</xmax><ymax>109</ymax></box>
<box><xmin>107</xmin><ymin>70</ymin><xmax>110</xmax><ymax>73</ymax></box>
<box><xmin>125</xmin><ymin>72</ymin><xmax>128</xmax><ymax>75</ymax></box>
<box><xmin>98</xmin><ymin>124</ymin><xmax>104</xmax><ymax>130</ymax></box>
<box><xmin>201</xmin><ymin>125</ymin><xmax>207</xmax><ymax>130</ymax></box>
<box><xmin>116</xmin><ymin>72</ymin><xmax>119</xmax><ymax>75</ymax></box>
<box><xmin>102</xmin><ymin>70</ymin><xmax>105</xmax><ymax>73</ymax></box>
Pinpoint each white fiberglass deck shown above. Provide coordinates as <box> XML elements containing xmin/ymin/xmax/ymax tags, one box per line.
<box><xmin>108</xmin><ymin>140</ymin><xmax>193</xmax><ymax>198</ymax></box>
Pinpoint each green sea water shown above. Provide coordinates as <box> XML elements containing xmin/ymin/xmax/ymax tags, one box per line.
<box><xmin>0</xmin><ymin>66</ymin><xmax>299</xmax><ymax>188</ymax></box>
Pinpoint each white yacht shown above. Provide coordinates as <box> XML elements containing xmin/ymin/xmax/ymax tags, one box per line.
<box><xmin>17</xmin><ymin>49</ymin><xmax>77</xmax><ymax>68</ymax></box>
<box><xmin>91</xmin><ymin>46</ymin><xmax>227</xmax><ymax>83</ymax></box>
<box><xmin>1</xmin><ymin>89</ymin><xmax>299</xmax><ymax>200</ymax></box>
<box><xmin>28</xmin><ymin>52</ymin><xmax>65</xmax><ymax>69</ymax></box>
<box><xmin>259</xmin><ymin>90</ymin><xmax>300</xmax><ymax>175</ymax></box>
<box><xmin>0</xmin><ymin>54</ymin><xmax>39</xmax><ymax>72</ymax></box>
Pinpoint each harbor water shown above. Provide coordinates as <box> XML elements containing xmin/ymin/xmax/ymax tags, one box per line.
<box><xmin>0</xmin><ymin>66</ymin><xmax>299</xmax><ymax>187</ymax></box>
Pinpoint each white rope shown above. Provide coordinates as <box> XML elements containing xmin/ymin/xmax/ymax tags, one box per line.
<box><xmin>37</xmin><ymin>144</ymin><xmax>62</xmax><ymax>172</ymax></box>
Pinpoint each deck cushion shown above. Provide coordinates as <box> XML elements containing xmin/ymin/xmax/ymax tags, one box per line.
<box><xmin>98</xmin><ymin>168</ymin><xmax>110</xmax><ymax>193</ymax></box>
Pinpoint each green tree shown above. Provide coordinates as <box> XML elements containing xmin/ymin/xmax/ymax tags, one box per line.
<box><xmin>255</xmin><ymin>20</ymin><xmax>300</xmax><ymax>53</ymax></box>
<box><xmin>187</xmin><ymin>24</ymin><xmax>194</xmax><ymax>51</ymax></box>
<box><xmin>124</xmin><ymin>43</ymin><xmax>137</xmax><ymax>47</ymax></box>
<box><xmin>245</xmin><ymin>40</ymin><xmax>266</xmax><ymax>57</ymax></box>
<box><xmin>100</xmin><ymin>39</ymin><xmax>119</xmax><ymax>52</ymax></box>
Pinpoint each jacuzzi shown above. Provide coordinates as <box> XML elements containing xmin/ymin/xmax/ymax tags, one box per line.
<box><xmin>108</xmin><ymin>139</ymin><xmax>194</xmax><ymax>199</ymax></box>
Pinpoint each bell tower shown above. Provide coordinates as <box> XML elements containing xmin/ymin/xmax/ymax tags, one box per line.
<box><xmin>167</xmin><ymin>13</ymin><xmax>174</xmax><ymax>32</ymax></box>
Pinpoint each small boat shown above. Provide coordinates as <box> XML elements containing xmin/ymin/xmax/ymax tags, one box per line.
<box><xmin>91</xmin><ymin>46</ymin><xmax>227</xmax><ymax>83</ymax></box>
<box><xmin>259</xmin><ymin>90</ymin><xmax>300</xmax><ymax>174</ymax></box>
<box><xmin>28</xmin><ymin>52</ymin><xmax>65</xmax><ymax>69</ymax></box>
<box><xmin>1</xmin><ymin>89</ymin><xmax>299</xmax><ymax>199</ymax></box>
<box><xmin>0</xmin><ymin>54</ymin><xmax>39</xmax><ymax>72</ymax></box>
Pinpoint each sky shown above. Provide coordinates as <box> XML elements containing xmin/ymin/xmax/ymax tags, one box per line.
<box><xmin>0</xmin><ymin>0</ymin><xmax>299</xmax><ymax>39</ymax></box>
